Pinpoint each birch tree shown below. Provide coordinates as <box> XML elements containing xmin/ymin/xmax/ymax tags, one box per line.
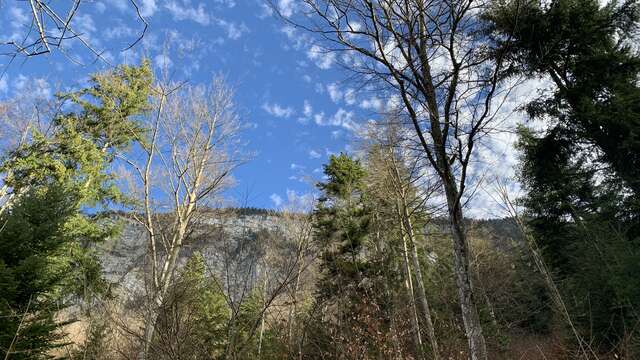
<box><xmin>277</xmin><ymin>1</ymin><xmax>513</xmax><ymax>358</ymax></box>
<box><xmin>121</xmin><ymin>78</ymin><xmax>242</xmax><ymax>358</ymax></box>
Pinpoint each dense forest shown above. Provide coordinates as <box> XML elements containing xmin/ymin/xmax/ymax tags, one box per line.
<box><xmin>0</xmin><ymin>0</ymin><xmax>639</xmax><ymax>359</ymax></box>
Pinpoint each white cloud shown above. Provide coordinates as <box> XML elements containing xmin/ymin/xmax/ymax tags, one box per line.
<box><xmin>360</xmin><ymin>96</ymin><xmax>383</xmax><ymax>111</ymax></box>
<box><xmin>258</xmin><ymin>2</ymin><xmax>273</xmax><ymax>18</ymax></box>
<box><xmin>285</xmin><ymin>189</ymin><xmax>315</xmax><ymax>211</ymax></box>
<box><xmin>313</xmin><ymin>108</ymin><xmax>360</xmax><ymax>132</ymax></box>
<box><xmin>309</xmin><ymin>150</ymin><xmax>321</xmax><ymax>159</ymax></box>
<box><xmin>73</xmin><ymin>14</ymin><xmax>96</xmax><ymax>35</ymax></box>
<box><xmin>307</xmin><ymin>45</ymin><xmax>336</xmax><ymax>69</ymax></box>
<box><xmin>278</xmin><ymin>0</ymin><xmax>295</xmax><ymax>17</ymax></box>
<box><xmin>112</xmin><ymin>0</ymin><xmax>128</xmax><ymax>11</ymax></box>
<box><xmin>313</xmin><ymin>112</ymin><xmax>325</xmax><ymax>125</ymax></box>
<box><xmin>326</xmin><ymin>84</ymin><xmax>356</xmax><ymax>105</ymax></box>
<box><xmin>140</xmin><ymin>0</ymin><xmax>158</xmax><ymax>17</ymax></box>
<box><xmin>303</xmin><ymin>100</ymin><xmax>313</xmax><ymax>117</ymax></box>
<box><xmin>213</xmin><ymin>0</ymin><xmax>236</xmax><ymax>8</ymax></box>
<box><xmin>94</xmin><ymin>2</ymin><xmax>106</xmax><ymax>13</ymax></box>
<box><xmin>214</xmin><ymin>18</ymin><xmax>249</xmax><ymax>39</ymax></box>
<box><xmin>104</xmin><ymin>24</ymin><xmax>136</xmax><ymax>40</ymax></box>
<box><xmin>279</xmin><ymin>25</ymin><xmax>311</xmax><ymax>51</ymax></box>
<box><xmin>154</xmin><ymin>54</ymin><xmax>173</xmax><ymax>69</ymax></box>
<box><xmin>165</xmin><ymin>1</ymin><xmax>210</xmax><ymax>25</ymax></box>
<box><xmin>327</xmin><ymin>82</ymin><xmax>342</xmax><ymax>103</ymax></box>
<box><xmin>262</xmin><ymin>102</ymin><xmax>295</xmax><ymax>118</ymax></box>
<box><xmin>0</xmin><ymin>76</ymin><xmax>8</xmax><ymax>94</ymax></box>
<box><xmin>344</xmin><ymin>88</ymin><xmax>356</xmax><ymax>105</ymax></box>
<box><xmin>314</xmin><ymin>108</ymin><xmax>360</xmax><ymax>132</ymax></box>
<box><xmin>270</xmin><ymin>193</ymin><xmax>283</xmax><ymax>207</ymax></box>
<box><xmin>14</xmin><ymin>75</ymin><xmax>51</xmax><ymax>99</ymax></box>
<box><xmin>298</xmin><ymin>100</ymin><xmax>313</xmax><ymax>124</ymax></box>
<box><xmin>329</xmin><ymin>108</ymin><xmax>359</xmax><ymax>132</ymax></box>
<box><xmin>9</xmin><ymin>6</ymin><xmax>29</xmax><ymax>29</ymax></box>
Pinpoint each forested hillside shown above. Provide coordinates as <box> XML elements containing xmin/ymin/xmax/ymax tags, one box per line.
<box><xmin>0</xmin><ymin>0</ymin><xmax>638</xmax><ymax>359</ymax></box>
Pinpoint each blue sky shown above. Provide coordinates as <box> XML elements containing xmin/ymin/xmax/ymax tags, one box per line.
<box><xmin>0</xmin><ymin>0</ymin><xmax>532</xmax><ymax>217</ymax></box>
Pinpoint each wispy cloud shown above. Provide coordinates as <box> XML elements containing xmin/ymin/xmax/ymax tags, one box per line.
<box><xmin>140</xmin><ymin>0</ymin><xmax>158</xmax><ymax>17</ymax></box>
<box><xmin>262</xmin><ymin>102</ymin><xmax>295</xmax><ymax>118</ymax></box>
<box><xmin>360</xmin><ymin>96</ymin><xmax>383</xmax><ymax>111</ymax></box>
<box><xmin>164</xmin><ymin>1</ymin><xmax>210</xmax><ymax>25</ymax></box>
<box><xmin>327</xmin><ymin>82</ymin><xmax>342</xmax><ymax>103</ymax></box>
<box><xmin>307</xmin><ymin>45</ymin><xmax>336</xmax><ymax>69</ymax></box>
<box><xmin>277</xmin><ymin>0</ymin><xmax>295</xmax><ymax>17</ymax></box>
<box><xmin>214</xmin><ymin>18</ymin><xmax>249</xmax><ymax>39</ymax></box>
<box><xmin>9</xmin><ymin>6</ymin><xmax>29</xmax><ymax>29</ymax></box>
<box><xmin>154</xmin><ymin>54</ymin><xmax>173</xmax><ymax>69</ymax></box>
<box><xmin>0</xmin><ymin>76</ymin><xmax>8</xmax><ymax>94</ymax></box>
<box><xmin>314</xmin><ymin>108</ymin><xmax>360</xmax><ymax>132</ymax></box>
<box><xmin>270</xmin><ymin>193</ymin><xmax>283</xmax><ymax>207</ymax></box>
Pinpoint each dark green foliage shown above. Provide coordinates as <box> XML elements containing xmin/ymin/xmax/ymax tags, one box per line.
<box><xmin>486</xmin><ymin>0</ymin><xmax>640</xmax><ymax>353</ymax></box>
<box><xmin>516</xmin><ymin>126</ymin><xmax>640</xmax><ymax>352</ymax></box>
<box><xmin>314</xmin><ymin>153</ymin><xmax>371</xmax><ymax>297</ymax></box>
<box><xmin>487</xmin><ymin>0</ymin><xmax>640</xmax><ymax>194</ymax></box>
<box><xmin>309</xmin><ymin>153</ymin><xmax>399</xmax><ymax>359</ymax></box>
<box><xmin>151</xmin><ymin>253</ymin><xmax>280</xmax><ymax>360</ymax></box>
<box><xmin>0</xmin><ymin>62</ymin><xmax>153</xmax><ymax>358</ymax></box>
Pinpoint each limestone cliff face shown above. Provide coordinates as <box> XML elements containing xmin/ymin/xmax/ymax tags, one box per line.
<box><xmin>95</xmin><ymin>211</ymin><xmax>518</xmax><ymax>300</ymax></box>
<box><xmin>96</xmin><ymin>211</ymin><xmax>288</xmax><ymax>298</ymax></box>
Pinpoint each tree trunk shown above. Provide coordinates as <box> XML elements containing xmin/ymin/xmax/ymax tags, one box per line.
<box><xmin>442</xmin><ymin>178</ymin><xmax>488</xmax><ymax>360</ymax></box>
<box><xmin>401</xmin><ymin>203</ymin><xmax>440</xmax><ymax>360</ymax></box>
<box><xmin>395</xmin><ymin>203</ymin><xmax>425</xmax><ymax>359</ymax></box>
<box><xmin>140</xmin><ymin>291</ymin><xmax>163</xmax><ymax>359</ymax></box>
<box><xmin>258</xmin><ymin>274</ymin><xmax>268</xmax><ymax>359</ymax></box>
<box><xmin>400</xmin><ymin>222</ymin><xmax>426</xmax><ymax>360</ymax></box>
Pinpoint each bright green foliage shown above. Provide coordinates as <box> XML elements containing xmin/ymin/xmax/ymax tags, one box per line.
<box><xmin>62</xmin><ymin>58</ymin><xmax>153</xmax><ymax>153</ymax></box>
<box><xmin>0</xmin><ymin>62</ymin><xmax>153</xmax><ymax>358</ymax></box>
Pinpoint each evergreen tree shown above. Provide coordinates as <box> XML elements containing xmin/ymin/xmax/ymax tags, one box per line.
<box><xmin>313</xmin><ymin>153</ymin><xmax>371</xmax><ymax>297</ymax></box>
<box><xmin>310</xmin><ymin>153</ymin><xmax>398</xmax><ymax>358</ymax></box>
<box><xmin>0</xmin><ymin>62</ymin><xmax>152</xmax><ymax>358</ymax></box>
<box><xmin>486</xmin><ymin>0</ymin><xmax>640</xmax><ymax>351</ymax></box>
<box><xmin>487</xmin><ymin>0</ymin><xmax>640</xmax><ymax>195</ymax></box>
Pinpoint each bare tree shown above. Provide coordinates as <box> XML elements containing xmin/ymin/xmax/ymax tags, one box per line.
<box><xmin>276</xmin><ymin>1</ymin><xmax>513</xmax><ymax>358</ymax></box>
<box><xmin>366</xmin><ymin>121</ymin><xmax>441</xmax><ymax>360</ymax></box>
<box><xmin>120</xmin><ymin>78</ymin><xmax>242</xmax><ymax>358</ymax></box>
<box><xmin>1</xmin><ymin>0</ymin><xmax>147</xmax><ymax>69</ymax></box>
<box><xmin>222</xmin><ymin>208</ymin><xmax>317</xmax><ymax>360</ymax></box>
<box><xmin>279</xmin><ymin>200</ymin><xmax>316</xmax><ymax>359</ymax></box>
